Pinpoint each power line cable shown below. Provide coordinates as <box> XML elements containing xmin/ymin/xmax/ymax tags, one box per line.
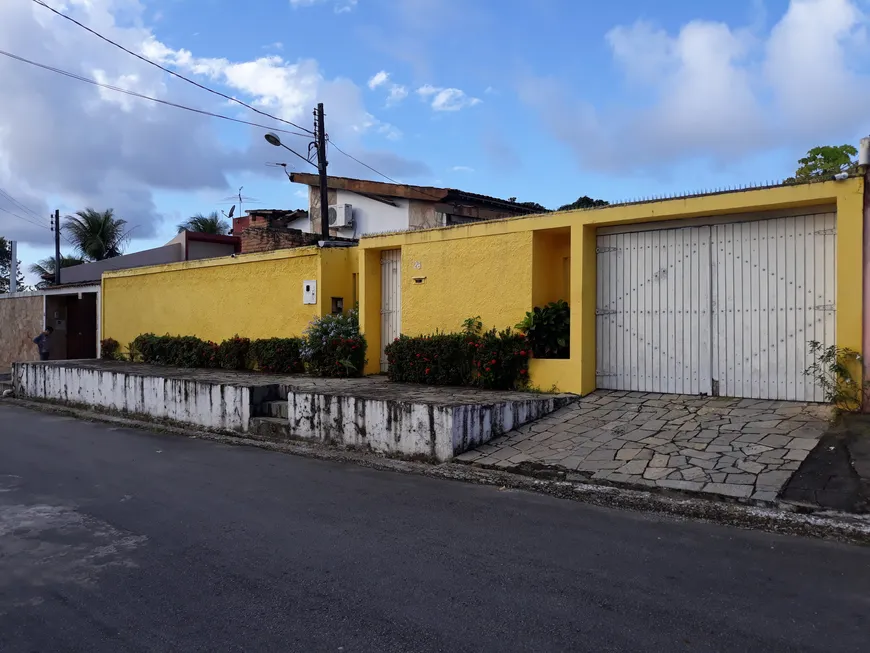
<box><xmin>29</xmin><ymin>0</ymin><xmax>533</xmax><ymax>215</ymax></box>
<box><xmin>29</xmin><ymin>2</ymin><xmax>487</xmax><ymax>212</ymax></box>
<box><xmin>328</xmin><ymin>140</ymin><xmax>539</xmax><ymax>214</ymax></box>
<box><xmin>0</xmin><ymin>205</ymin><xmax>51</xmax><ymax>230</ymax></box>
<box><xmin>31</xmin><ymin>0</ymin><xmax>314</xmax><ymax>135</ymax></box>
<box><xmin>0</xmin><ymin>49</ymin><xmax>311</xmax><ymax>137</ymax></box>
<box><xmin>328</xmin><ymin>141</ymin><xmax>401</xmax><ymax>185</ymax></box>
<box><xmin>25</xmin><ymin>3</ymin><xmax>530</xmax><ymax>219</ymax></box>
<box><xmin>0</xmin><ymin>187</ymin><xmax>47</xmax><ymax>223</ymax></box>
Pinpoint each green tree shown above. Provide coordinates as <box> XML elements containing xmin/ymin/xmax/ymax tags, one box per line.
<box><xmin>558</xmin><ymin>196</ymin><xmax>609</xmax><ymax>211</ymax></box>
<box><xmin>177</xmin><ymin>211</ymin><xmax>229</xmax><ymax>235</ymax></box>
<box><xmin>64</xmin><ymin>208</ymin><xmax>129</xmax><ymax>261</ymax></box>
<box><xmin>516</xmin><ymin>201</ymin><xmax>550</xmax><ymax>213</ymax></box>
<box><xmin>29</xmin><ymin>255</ymin><xmax>85</xmax><ymax>289</ymax></box>
<box><xmin>786</xmin><ymin>145</ymin><xmax>858</xmax><ymax>183</ymax></box>
<box><xmin>0</xmin><ymin>236</ymin><xmax>26</xmax><ymax>293</ymax></box>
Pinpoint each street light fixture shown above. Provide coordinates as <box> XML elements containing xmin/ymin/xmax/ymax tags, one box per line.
<box><xmin>263</xmin><ymin>104</ymin><xmax>329</xmax><ymax>243</ymax></box>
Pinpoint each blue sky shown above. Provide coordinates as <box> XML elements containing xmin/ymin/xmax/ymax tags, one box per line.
<box><xmin>2</xmin><ymin>0</ymin><xmax>870</xmax><ymax>282</ymax></box>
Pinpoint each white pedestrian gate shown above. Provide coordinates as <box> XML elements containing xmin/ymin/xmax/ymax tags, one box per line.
<box><xmin>380</xmin><ymin>249</ymin><xmax>402</xmax><ymax>372</ymax></box>
<box><xmin>596</xmin><ymin>213</ymin><xmax>836</xmax><ymax>401</ymax></box>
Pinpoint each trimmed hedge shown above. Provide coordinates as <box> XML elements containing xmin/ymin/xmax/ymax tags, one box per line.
<box><xmin>124</xmin><ymin>316</ymin><xmax>368</xmax><ymax>377</ymax></box>
<box><xmin>216</xmin><ymin>335</ymin><xmax>251</xmax><ymax>370</ymax></box>
<box><xmin>248</xmin><ymin>338</ymin><xmax>305</xmax><ymax>374</ymax></box>
<box><xmin>384</xmin><ymin>333</ymin><xmax>472</xmax><ymax>385</ymax></box>
<box><xmin>385</xmin><ymin>325</ymin><xmax>530</xmax><ymax>390</ymax></box>
<box><xmin>129</xmin><ymin>333</ymin><xmax>308</xmax><ymax>373</ymax></box>
<box><xmin>131</xmin><ymin>333</ymin><xmax>219</xmax><ymax>368</ymax></box>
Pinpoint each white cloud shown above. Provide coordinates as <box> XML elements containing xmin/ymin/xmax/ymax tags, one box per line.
<box><xmin>0</xmin><ymin>0</ymin><xmax>425</xmax><ymax>249</ymax></box>
<box><xmin>367</xmin><ymin>72</ymin><xmax>408</xmax><ymax>106</ymax></box>
<box><xmin>0</xmin><ymin>0</ymin><xmax>240</xmax><ymax>248</ymax></box>
<box><xmin>416</xmin><ymin>85</ymin><xmax>481</xmax><ymax>111</ymax></box>
<box><xmin>522</xmin><ymin>0</ymin><xmax>870</xmax><ymax>172</ymax></box>
<box><xmin>368</xmin><ymin>70</ymin><xmax>389</xmax><ymax>89</ymax></box>
<box><xmin>140</xmin><ymin>45</ymin><xmax>407</xmax><ymax>144</ymax></box>
<box><xmin>386</xmin><ymin>84</ymin><xmax>408</xmax><ymax>105</ymax></box>
<box><xmin>451</xmin><ymin>166</ymin><xmax>474</xmax><ymax>172</ymax></box>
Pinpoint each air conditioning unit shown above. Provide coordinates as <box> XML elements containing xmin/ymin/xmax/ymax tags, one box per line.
<box><xmin>328</xmin><ymin>203</ymin><xmax>354</xmax><ymax>228</ymax></box>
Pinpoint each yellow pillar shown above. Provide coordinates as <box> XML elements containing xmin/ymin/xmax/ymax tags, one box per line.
<box><xmin>568</xmin><ymin>223</ymin><xmax>597</xmax><ymax>395</ymax></box>
<box><xmin>359</xmin><ymin>249</ymin><xmax>382</xmax><ymax>375</ymax></box>
<box><xmin>837</xmin><ymin>178</ymin><xmax>864</xmax><ymax>355</ymax></box>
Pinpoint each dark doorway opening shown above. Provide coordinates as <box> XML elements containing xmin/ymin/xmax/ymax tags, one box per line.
<box><xmin>66</xmin><ymin>293</ymin><xmax>98</xmax><ymax>359</ymax></box>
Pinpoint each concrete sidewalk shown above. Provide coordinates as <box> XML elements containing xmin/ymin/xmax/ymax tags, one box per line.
<box><xmin>456</xmin><ymin>391</ymin><xmax>833</xmax><ymax>502</ymax></box>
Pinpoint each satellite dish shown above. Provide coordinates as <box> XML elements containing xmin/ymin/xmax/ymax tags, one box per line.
<box><xmin>228</xmin><ymin>205</ymin><xmax>236</xmax><ymax>218</ymax></box>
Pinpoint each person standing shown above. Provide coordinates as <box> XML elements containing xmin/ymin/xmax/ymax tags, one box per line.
<box><xmin>33</xmin><ymin>326</ymin><xmax>53</xmax><ymax>362</ymax></box>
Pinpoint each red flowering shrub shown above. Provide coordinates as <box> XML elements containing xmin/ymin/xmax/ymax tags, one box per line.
<box><xmin>384</xmin><ymin>322</ymin><xmax>530</xmax><ymax>390</ymax></box>
<box><xmin>470</xmin><ymin>328</ymin><xmax>530</xmax><ymax>390</ymax></box>
<box><xmin>384</xmin><ymin>333</ymin><xmax>473</xmax><ymax>385</ymax></box>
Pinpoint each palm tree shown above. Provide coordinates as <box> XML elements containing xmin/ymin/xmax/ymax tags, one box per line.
<box><xmin>29</xmin><ymin>255</ymin><xmax>85</xmax><ymax>289</ymax></box>
<box><xmin>177</xmin><ymin>211</ymin><xmax>229</xmax><ymax>235</ymax></box>
<box><xmin>64</xmin><ymin>209</ymin><xmax>129</xmax><ymax>261</ymax></box>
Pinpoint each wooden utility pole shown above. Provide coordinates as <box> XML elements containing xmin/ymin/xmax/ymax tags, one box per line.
<box><xmin>9</xmin><ymin>240</ymin><xmax>17</xmax><ymax>293</ymax></box>
<box><xmin>315</xmin><ymin>102</ymin><xmax>330</xmax><ymax>242</ymax></box>
<box><xmin>53</xmin><ymin>209</ymin><xmax>61</xmax><ymax>286</ymax></box>
<box><xmin>861</xmin><ymin>136</ymin><xmax>870</xmax><ymax>411</ymax></box>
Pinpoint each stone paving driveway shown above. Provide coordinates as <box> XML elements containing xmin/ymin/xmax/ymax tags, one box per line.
<box><xmin>456</xmin><ymin>391</ymin><xmax>833</xmax><ymax>502</ymax></box>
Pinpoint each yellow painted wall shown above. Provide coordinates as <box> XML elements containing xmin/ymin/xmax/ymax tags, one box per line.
<box><xmin>401</xmin><ymin>231</ymin><xmax>533</xmax><ymax>337</ymax></box>
<box><xmin>532</xmin><ymin>228</ymin><xmax>571</xmax><ymax>307</ymax></box>
<box><xmin>528</xmin><ymin>358</ymin><xmax>574</xmax><ymax>393</ymax></box>
<box><xmin>102</xmin><ymin>248</ymin><xmax>323</xmax><ymax>348</ymax></box>
<box><xmin>359</xmin><ymin>178</ymin><xmax>864</xmax><ymax>395</ymax></box>
<box><xmin>359</xmin><ymin>249</ymin><xmax>383</xmax><ymax>374</ymax></box>
<box><xmin>318</xmin><ymin>247</ymin><xmax>358</xmax><ymax>316</ymax></box>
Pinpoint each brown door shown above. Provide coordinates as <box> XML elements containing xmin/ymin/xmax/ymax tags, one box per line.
<box><xmin>66</xmin><ymin>293</ymin><xmax>98</xmax><ymax>359</ymax></box>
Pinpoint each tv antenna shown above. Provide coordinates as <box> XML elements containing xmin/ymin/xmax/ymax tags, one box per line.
<box><xmin>216</xmin><ymin>187</ymin><xmax>261</xmax><ymax>218</ymax></box>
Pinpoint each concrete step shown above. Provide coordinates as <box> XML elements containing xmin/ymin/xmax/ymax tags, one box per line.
<box><xmin>248</xmin><ymin>417</ymin><xmax>294</xmax><ymax>444</ymax></box>
<box><xmin>257</xmin><ymin>400</ymin><xmax>288</xmax><ymax>419</ymax></box>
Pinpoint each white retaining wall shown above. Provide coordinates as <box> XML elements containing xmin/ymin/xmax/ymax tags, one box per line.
<box><xmin>287</xmin><ymin>392</ymin><xmax>568</xmax><ymax>461</ymax></box>
<box><xmin>13</xmin><ymin>363</ymin><xmax>253</xmax><ymax>432</ymax></box>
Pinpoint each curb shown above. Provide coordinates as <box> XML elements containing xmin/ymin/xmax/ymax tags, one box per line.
<box><xmin>4</xmin><ymin>397</ymin><xmax>870</xmax><ymax>545</ymax></box>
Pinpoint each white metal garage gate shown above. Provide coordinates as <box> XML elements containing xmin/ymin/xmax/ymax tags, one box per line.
<box><xmin>595</xmin><ymin>213</ymin><xmax>836</xmax><ymax>401</ymax></box>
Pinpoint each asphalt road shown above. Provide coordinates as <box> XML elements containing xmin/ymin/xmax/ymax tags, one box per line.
<box><xmin>1</xmin><ymin>404</ymin><xmax>868</xmax><ymax>653</ymax></box>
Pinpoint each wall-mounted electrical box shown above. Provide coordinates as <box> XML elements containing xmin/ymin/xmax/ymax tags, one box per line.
<box><xmin>303</xmin><ymin>280</ymin><xmax>317</xmax><ymax>305</ymax></box>
<box><xmin>331</xmin><ymin>297</ymin><xmax>344</xmax><ymax>314</ymax></box>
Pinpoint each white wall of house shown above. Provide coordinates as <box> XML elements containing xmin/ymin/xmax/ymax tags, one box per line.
<box><xmin>333</xmin><ymin>190</ymin><xmax>410</xmax><ymax>237</ymax></box>
<box><xmin>287</xmin><ymin>215</ymin><xmax>310</xmax><ymax>233</ymax></box>
<box><xmin>307</xmin><ymin>187</ymin><xmax>411</xmax><ymax>238</ymax></box>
